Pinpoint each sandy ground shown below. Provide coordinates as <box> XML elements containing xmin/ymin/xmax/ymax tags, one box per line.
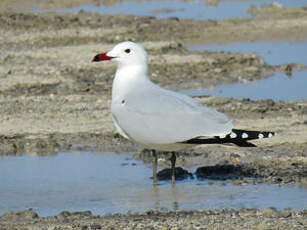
<box><xmin>1</xmin><ymin>209</ymin><xmax>306</xmax><ymax>230</ymax></box>
<box><xmin>0</xmin><ymin>2</ymin><xmax>307</xmax><ymax>229</ymax></box>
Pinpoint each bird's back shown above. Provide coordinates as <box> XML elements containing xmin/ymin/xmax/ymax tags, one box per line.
<box><xmin>111</xmin><ymin>78</ymin><xmax>232</xmax><ymax>145</ymax></box>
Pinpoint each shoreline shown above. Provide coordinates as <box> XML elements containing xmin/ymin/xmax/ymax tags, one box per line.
<box><xmin>1</xmin><ymin>208</ymin><xmax>306</xmax><ymax>229</ymax></box>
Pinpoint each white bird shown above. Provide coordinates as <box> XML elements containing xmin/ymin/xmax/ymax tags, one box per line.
<box><xmin>93</xmin><ymin>41</ymin><xmax>275</xmax><ymax>184</ymax></box>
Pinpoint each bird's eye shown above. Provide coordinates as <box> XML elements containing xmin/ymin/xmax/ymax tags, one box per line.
<box><xmin>124</xmin><ymin>49</ymin><xmax>131</xmax><ymax>54</ymax></box>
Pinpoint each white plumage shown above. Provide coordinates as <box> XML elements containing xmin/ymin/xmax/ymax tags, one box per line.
<box><xmin>103</xmin><ymin>41</ymin><xmax>232</xmax><ymax>149</ymax></box>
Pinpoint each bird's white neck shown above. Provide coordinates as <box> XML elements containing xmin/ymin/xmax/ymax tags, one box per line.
<box><xmin>112</xmin><ymin>64</ymin><xmax>150</xmax><ymax>99</ymax></box>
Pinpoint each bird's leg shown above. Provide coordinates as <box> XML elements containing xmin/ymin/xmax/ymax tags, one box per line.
<box><xmin>170</xmin><ymin>152</ymin><xmax>176</xmax><ymax>184</ymax></box>
<box><xmin>152</xmin><ymin>150</ymin><xmax>158</xmax><ymax>185</ymax></box>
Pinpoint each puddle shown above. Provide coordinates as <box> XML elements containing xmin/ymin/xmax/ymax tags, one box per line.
<box><xmin>29</xmin><ymin>0</ymin><xmax>306</xmax><ymax>21</ymax></box>
<box><xmin>188</xmin><ymin>42</ymin><xmax>307</xmax><ymax>66</ymax></box>
<box><xmin>182</xmin><ymin>70</ymin><xmax>307</xmax><ymax>101</ymax></box>
<box><xmin>0</xmin><ymin>152</ymin><xmax>306</xmax><ymax>217</ymax></box>
<box><xmin>185</xmin><ymin>42</ymin><xmax>307</xmax><ymax>101</ymax></box>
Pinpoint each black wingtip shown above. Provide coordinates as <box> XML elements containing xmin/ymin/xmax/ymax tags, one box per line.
<box><xmin>181</xmin><ymin>129</ymin><xmax>275</xmax><ymax>147</ymax></box>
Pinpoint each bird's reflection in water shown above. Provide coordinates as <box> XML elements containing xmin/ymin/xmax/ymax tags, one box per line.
<box><xmin>152</xmin><ymin>183</ymin><xmax>179</xmax><ymax>211</ymax></box>
<box><xmin>152</xmin><ymin>184</ymin><xmax>160</xmax><ymax>210</ymax></box>
<box><xmin>171</xmin><ymin>184</ymin><xmax>179</xmax><ymax>211</ymax></box>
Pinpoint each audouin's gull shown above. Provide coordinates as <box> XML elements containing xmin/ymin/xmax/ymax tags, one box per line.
<box><xmin>93</xmin><ymin>41</ymin><xmax>275</xmax><ymax>184</ymax></box>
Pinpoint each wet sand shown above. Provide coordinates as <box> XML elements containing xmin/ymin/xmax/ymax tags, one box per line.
<box><xmin>0</xmin><ymin>2</ymin><xmax>307</xmax><ymax>229</ymax></box>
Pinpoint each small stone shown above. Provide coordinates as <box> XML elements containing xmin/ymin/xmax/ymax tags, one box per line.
<box><xmin>157</xmin><ymin>167</ymin><xmax>193</xmax><ymax>180</ymax></box>
<box><xmin>216</xmin><ymin>182</ymin><xmax>226</xmax><ymax>186</ymax></box>
<box><xmin>280</xmin><ymin>211</ymin><xmax>291</xmax><ymax>218</ymax></box>
<box><xmin>214</xmin><ymin>68</ymin><xmax>223</xmax><ymax>73</ymax></box>
<box><xmin>90</xmin><ymin>223</ymin><xmax>102</xmax><ymax>229</ymax></box>
<box><xmin>245</xmin><ymin>66</ymin><xmax>259</xmax><ymax>72</ymax></box>
<box><xmin>232</xmin><ymin>180</ymin><xmax>243</xmax><ymax>186</ymax></box>
<box><xmin>263</xmin><ymin>207</ymin><xmax>280</xmax><ymax>218</ymax></box>
<box><xmin>59</xmin><ymin>211</ymin><xmax>71</xmax><ymax>217</ymax></box>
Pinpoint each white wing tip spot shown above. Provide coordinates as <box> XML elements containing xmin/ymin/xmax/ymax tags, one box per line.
<box><xmin>268</xmin><ymin>133</ymin><xmax>273</xmax><ymax>137</ymax></box>
<box><xmin>230</xmin><ymin>132</ymin><xmax>237</xmax><ymax>138</ymax></box>
<box><xmin>242</xmin><ymin>133</ymin><xmax>248</xmax><ymax>138</ymax></box>
<box><xmin>158</xmin><ymin>158</ymin><xmax>166</xmax><ymax>163</ymax></box>
<box><xmin>258</xmin><ymin>133</ymin><xmax>264</xmax><ymax>139</ymax></box>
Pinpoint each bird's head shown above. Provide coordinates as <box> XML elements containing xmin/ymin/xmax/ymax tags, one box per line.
<box><xmin>92</xmin><ymin>41</ymin><xmax>148</xmax><ymax>68</ymax></box>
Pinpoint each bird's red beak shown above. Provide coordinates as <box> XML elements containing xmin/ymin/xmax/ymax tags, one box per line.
<box><xmin>92</xmin><ymin>53</ymin><xmax>114</xmax><ymax>62</ymax></box>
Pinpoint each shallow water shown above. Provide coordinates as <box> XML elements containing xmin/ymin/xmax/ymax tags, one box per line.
<box><xmin>51</xmin><ymin>0</ymin><xmax>306</xmax><ymax>21</ymax></box>
<box><xmin>1</xmin><ymin>152</ymin><xmax>306</xmax><ymax>217</ymax></box>
<box><xmin>182</xmin><ymin>70</ymin><xmax>307</xmax><ymax>101</ymax></box>
<box><xmin>186</xmin><ymin>42</ymin><xmax>307</xmax><ymax>101</ymax></box>
<box><xmin>189</xmin><ymin>42</ymin><xmax>307</xmax><ymax>66</ymax></box>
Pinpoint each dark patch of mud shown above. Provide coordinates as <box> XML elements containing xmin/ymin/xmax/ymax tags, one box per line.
<box><xmin>196</xmin><ymin>159</ymin><xmax>307</xmax><ymax>185</ymax></box>
<box><xmin>195</xmin><ymin>164</ymin><xmax>255</xmax><ymax>180</ymax></box>
<box><xmin>157</xmin><ymin>167</ymin><xmax>194</xmax><ymax>181</ymax></box>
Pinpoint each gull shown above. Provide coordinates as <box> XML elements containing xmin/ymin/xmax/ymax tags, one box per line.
<box><xmin>92</xmin><ymin>41</ymin><xmax>275</xmax><ymax>185</ymax></box>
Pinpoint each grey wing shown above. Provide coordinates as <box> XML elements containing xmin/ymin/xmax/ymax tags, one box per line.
<box><xmin>112</xmin><ymin>87</ymin><xmax>232</xmax><ymax>145</ymax></box>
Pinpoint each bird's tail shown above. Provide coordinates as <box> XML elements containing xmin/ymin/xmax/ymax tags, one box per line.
<box><xmin>182</xmin><ymin>129</ymin><xmax>275</xmax><ymax>147</ymax></box>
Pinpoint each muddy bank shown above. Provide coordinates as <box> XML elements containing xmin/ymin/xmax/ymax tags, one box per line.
<box><xmin>2</xmin><ymin>11</ymin><xmax>293</xmax><ymax>97</ymax></box>
<box><xmin>1</xmin><ymin>11</ymin><xmax>306</xmax><ymax>99</ymax></box>
<box><xmin>1</xmin><ymin>208</ymin><xmax>306</xmax><ymax>230</ymax></box>
<box><xmin>1</xmin><ymin>1</ymin><xmax>307</xmax><ymax>43</ymax></box>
